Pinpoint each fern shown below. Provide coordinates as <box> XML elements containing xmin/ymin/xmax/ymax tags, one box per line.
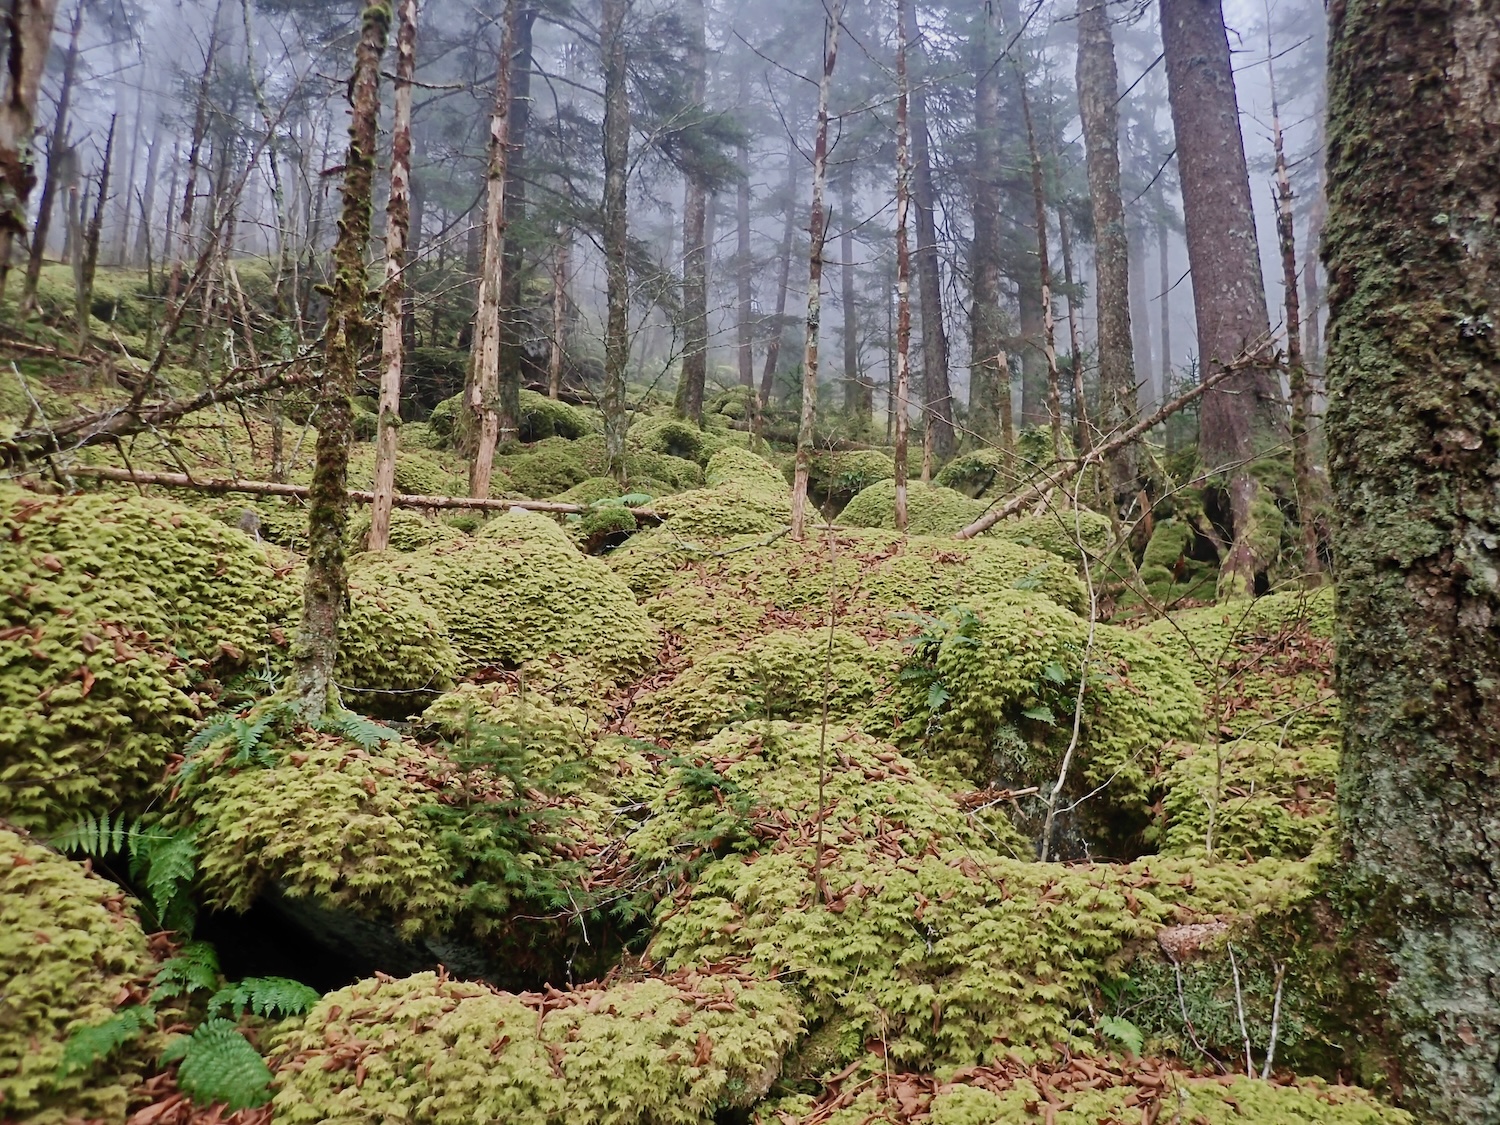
<box><xmin>182</xmin><ymin>703</ymin><xmax>296</xmax><ymax>780</ymax></box>
<box><xmin>51</xmin><ymin>812</ymin><xmax>137</xmax><ymax>856</ymax></box>
<box><xmin>314</xmin><ymin>707</ymin><xmax>396</xmax><ymax>751</ymax></box>
<box><xmin>151</xmin><ymin>941</ymin><xmax>221</xmax><ymax>1002</ymax></box>
<box><xmin>207</xmin><ymin>976</ymin><xmax>319</xmax><ymax>1020</ymax></box>
<box><xmin>129</xmin><ymin>826</ymin><xmax>199</xmax><ymax>934</ymax></box>
<box><xmin>57</xmin><ymin>1005</ymin><xmax>156</xmax><ymax>1077</ymax></box>
<box><xmin>166</xmin><ymin>1019</ymin><xmax>273</xmax><ymax>1111</ymax></box>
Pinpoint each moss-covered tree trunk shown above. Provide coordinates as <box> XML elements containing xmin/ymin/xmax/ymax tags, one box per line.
<box><xmin>967</xmin><ymin>0</ymin><xmax>1009</xmax><ymax>449</ymax></box>
<box><xmin>1325</xmin><ymin>0</ymin><xmax>1500</xmax><ymax>1118</ymax></box>
<box><xmin>674</xmin><ymin>0</ymin><xmax>708</xmax><ymax>427</ymax></box>
<box><xmin>600</xmin><ymin>0</ymin><xmax>630</xmax><ymax>484</ymax></box>
<box><xmin>293</xmin><ymin>1</ymin><xmax>390</xmax><ymax>720</ymax></box>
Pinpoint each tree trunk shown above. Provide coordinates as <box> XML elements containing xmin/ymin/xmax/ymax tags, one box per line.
<box><xmin>369</xmin><ymin>0</ymin><xmax>416</xmax><ymax>554</ymax></box>
<box><xmin>166</xmin><ymin>0</ymin><xmax>226</xmax><ymax>309</ymax></box>
<box><xmin>1325</xmin><ymin>0</ymin><xmax>1500</xmax><ymax>1118</ymax></box>
<box><xmin>968</xmin><ymin>0</ymin><xmax>1009</xmax><ymax>448</ymax></box>
<box><xmin>1268</xmin><ymin>48</ymin><xmax>1321</xmax><ymax>581</ymax></box>
<box><xmin>903</xmin><ymin>0</ymin><xmax>953</xmax><ymax>460</ymax></box>
<box><xmin>600</xmin><ymin>0</ymin><xmax>630</xmax><ymax>483</ymax></box>
<box><xmin>112</xmin><ymin>83</ymin><xmax>142</xmax><ymax>266</ymax></box>
<box><xmin>1056</xmin><ymin>205</ymin><xmax>1091</xmax><ymax>456</ymax></box>
<box><xmin>674</xmin><ymin>0</ymin><xmax>708</xmax><ymax>424</ymax></box>
<box><xmin>789</xmin><ymin>0</ymin><xmax>842</xmax><ymax>539</ymax></box>
<box><xmin>1077</xmin><ymin>0</ymin><xmax>1137</xmax><ymax>493</ymax></box>
<box><xmin>19</xmin><ymin>0</ymin><xmax>81</xmax><ymax>314</ymax></box>
<box><xmin>547</xmin><ymin>231</ymin><xmax>570</xmax><ymax>399</ymax></box>
<box><xmin>1128</xmin><ymin>221</ymin><xmax>1154</xmax><ymax>405</ymax></box>
<box><xmin>838</xmin><ymin>164</ymin><xmax>865</xmax><ymax>426</ymax></box>
<box><xmin>735</xmin><ymin>91</ymin><xmax>754</xmax><ymax>394</ymax></box>
<box><xmin>892</xmin><ymin>0</ymin><xmax>911</xmax><ymax>534</ymax></box>
<box><xmin>1160</xmin><ymin>0</ymin><xmax>1283</xmax><ymax>593</ymax></box>
<box><xmin>75</xmin><ymin>115</ymin><xmax>113</xmax><ymax>352</ymax></box>
<box><xmin>0</xmin><ymin>0</ymin><xmax>60</xmax><ymax>301</ymax></box>
<box><xmin>132</xmin><ymin>135</ymin><xmax>159</xmax><ymax>269</ymax></box>
<box><xmin>758</xmin><ymin>144</ymin><xmax>799</xmax><ymax>409</ymax></box>
<box><xmin>1019</xmin><ymin>79</ymin><xmax>1064</xmax><ymax>461</ymax></box>
<box><xmin>497</xmin><ymin>5</ymin><xmax>536</xmax><ymax>443</ymax></box>
<box><xmin>1157</xmin><ymin>205</ymin><xmax>1172</xmax><ymax>393</ymax></box>
<box><xmin>1302</xmin><ymin>111</ymin><xmax>1327</xmax><ymax>372</ymax></box>
<box><xmin>467</xmin><ymin>0</ymin><xmax>517</xmax><ymax>499</ymax></box>
<box><xmin>294</xmin><ymin>0</ymin><xmax>389</xmax><ymax>720</ymax></box>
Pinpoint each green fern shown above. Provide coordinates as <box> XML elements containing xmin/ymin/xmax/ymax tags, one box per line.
<box><xmin>51</xmin><ymin>812</ymin><xmax>137</xmax><ymax>856</ymax></box>
<box><xmin>165</xmin><ymin>1019</ymin><xmax>273</xmax><ymax>1111</ymax></box>
<box><xmin>314</xmin><ymin>707</ymin><xmax>396</xmax><ymax>751</ymax></box>
<box><xmin>207</xmin><ymin>976</ymin><xmax>319</xmax><ymax>1020</ymax></box>
<box><xmin>150</xmin><ymin>941</ymin><xmax>221</xmax><ymax>1002</ymax></box>
<box><xmin>182</xmin><ymin>703</ymin><xmax>296</xmax><ymax>780</ymax></box>
<box><xmin>129</xmin><ymin>826</ymin><xmax>199</xmax><ymax>934</ymax></box>
<box><xmin>57</xmin><ymin>1005</ymin><xmax>156</xmax><ymax>1078</ymax></box>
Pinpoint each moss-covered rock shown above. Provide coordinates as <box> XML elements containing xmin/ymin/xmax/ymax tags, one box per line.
<box><xmin>0</xmin><ymin>486</ymin><xmax>295</xmax><ymax>829</ymax></box>
<box><xmin>345</xmin><ymin>443</ymin><xmax>466</xmax><ymax>498</ymax></box>
<box><xmin>985</xmin><ymin>508</ymin><xmax>1113</xmax><ymax>562</ymax></box>
<box><xmin>349</xmin><ymin>511</ymin><xmax>657</xmax><ymax>676</ymax></box>
<box><xmin>705</xmin><ymin>445</ymin><xmax>785</xmax><ymax>491</ymax></box>
<box><xmin>628</xmin><ymin>413</ymin><xmax>727</xmax><ymax>465</ymax></box>
<box><xmin>1137</xmin><ymin>517</ymin><xmax>1217</xmax><ymax>605</ymax></box>
<box><xmin>180</xmin><ymin>729</ymin><xmax>462</xmax><ymax>936</ymax></box>
<box><xmin>336</xmin><ymin>575</ymin><xmax>461</xmax><ymax>706</ymax></box>
<box><xmin>345</xmin><ymin>507</ymin><xmax>469</xmax><ymax>553</ymax></box>
<box><xmin>806</xmin><ymin>449</ymin><xmax>895</xmax><ymax>509</ymax></box>
<box><xmin>499</xmin><ymin>437</ymin><xmax>594</xmax><ymax>498</ymax></box>
<box><xmin>518</xmin><ymin>389</ymin><xmax>594</xmax><ymax>441</ymax></box>
<box><xmin>839</xmin><ymin>479</ymin><xmax>983</xmax><ymax>535</ymax></box>
<box><xmin>0</xmin><ymin>826</ymin><xmax>155</xmax><ymax>1123</ymax></box>
<box><xmin>934</xmin><ymin>447</ymin><xmax>1016</xmax><ymax>498</ymax></box>
<box><xmin>269</xmin><ymin>969</ymin><xmax>802</xmax><ymax>1125</ymax></box>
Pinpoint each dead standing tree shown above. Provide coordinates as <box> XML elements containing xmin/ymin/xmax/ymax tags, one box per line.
<box><xmin>0</xmin><ymin>0</ymin><xmax>62</xmax><ymax>302</ymax></box>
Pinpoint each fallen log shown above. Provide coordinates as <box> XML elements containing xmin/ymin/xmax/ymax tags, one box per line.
<box><xmin>57</xmin><ymin>465</ymin><xmax>661</xmax><ymax>520</ymax></box>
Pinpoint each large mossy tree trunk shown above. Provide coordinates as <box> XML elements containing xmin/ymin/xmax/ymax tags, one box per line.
<box><xmin>1325</xmin><ymin>0</ymin><xmax>1500</xmax><ymax>1119</ymax></box>
<box><xmin>600</xmin><ymin>0</ymin><xmax>630</xmax><ymax>483</ymax></box>
<box><xmin>18</xmin><ymin>0</ymin><xmax>81</xmax><ymax>315</ymax></box>
<box><xmin>674</xmin><ymin>0</ymin><xmax>708</xmax><ymax>426</ymax></box>
<box><xmin>293</xmin><ymin>0</ymin><xmax>390</xmax><ymax>720</ymax></box>
<box><xmin>1160</xmin><ymin>0</ymin><xmax>1284</xmax><ymax>593</ymax></box>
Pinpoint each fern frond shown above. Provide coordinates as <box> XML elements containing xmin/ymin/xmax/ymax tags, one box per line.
<box><xmin>52</xmin><ymin>812</ymin><xmax>136</xmax><ymax>856</ymax></box>
<box><xmin>207</xmin><ymin>976</ymin><xmax>319</xmax><ymax>1020</ymax></box>
<box><xmin>151</xmin><ymin>940</ymin><xmax>221</xmax><ymax>1001</ymax></box>
<box><xmin>129</xmin><ymin>826</ymin><xmax>199</xmax><ymax>933</ymax></box>
<box><xmin>315</xmin><ymin>708</ymin><xmax>396</xmax><ymax>751</ymax></box>
<box><xmin>57</xmin><ymin>1005</ymin><xmax>156</xmax><ymax>1077</ymax></box>
<box><xmin>170</xmin><ymin>1019</ymin><xmax>274</xmax><ymax>1111</ymax></box>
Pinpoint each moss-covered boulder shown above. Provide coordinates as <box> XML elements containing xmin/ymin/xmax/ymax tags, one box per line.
<box><xmin>0</xmin><ymin>826</ymin><xmax>156</xmax><ymax>1123</ymax></box>
<box><xmin>1137</xmin><ymin>516</ymin><xmax>1217</xmax><ymax>605</ymax></box>
<box><xmin>519</xmin><ymin>388</ymin><xmax>594</xmax><ymax>441</ymax></box>
<box><xmin>705</xmin><ymin>445</ymin><xmax>785</xmax><ymax>490</ymax></box>
<box><xmin>269</xmin><ymin>969</ymin><xmax>802</xmax><ymax>1125</ymax></box>
<box><xmin>0</xmin><ymin>486</ymin><xmax>295</xmax><ymax>829</ymax></box>
<box><xmin>349</xmin><ymin>511</ymin><xmax>658</xmax><ymax>677</ymax></box>
<box><xmin>498</xmin><ymin>436</ymin><xmax>594</xmax><ymax>498</ymax></box>
<box><xmin>628</xmin><ymin>413</ymin><xmax>727</xmax><ymax>465</ymax></box>
<box><xmin>934</xmin><ymin>447</ymin><xmax>1016</xmax><ymax>498</ymax></box>
<box><xmin>839</xmin><ymin>479</ymin><xmax>983</xmax><ymax>535</ymax></box>
<box><xmin>806</xmin><ymin>449</ymin><xmax>895</xmax><ymax>509</ymax></box>
<box><xmin>985</xmin><ymin>508</ymin><xmax>1113</xmax><ymax>562</ymax></box>
<box><xmin>345</xmin><ymin>508</ymin><xmax>469</xmax><ymax>553</ymax></box>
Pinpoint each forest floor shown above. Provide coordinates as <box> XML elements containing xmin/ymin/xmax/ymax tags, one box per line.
<box><xmin>1</xmin><ymin>282</ymin><xmax>1406</xmax><ymax>1125</ymax></box>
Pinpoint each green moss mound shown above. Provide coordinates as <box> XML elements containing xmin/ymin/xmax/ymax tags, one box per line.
<box><xmin>345</xmin><ymin>507</ymin><xmax>469</xmax><ymax>553</ymax></box>
<box><xmin>629</xmin><ymin>413</ymin><xmax>727</xmax><ymax>465</ymax></box>
<box><xmin>180</xmin><ymin>729</ymin><xmax>461</xmax><ymax>936</ymax></box>
<box><xmin>336</xmin><ymin>575</ymin><xmax>461</xmax><ymax>706</ymax></box>
<box><xmin>652</xmin><ymin>480</ymin><xmax>792</xmax><ymax>538</ymax></box>
<box><xmin>1137</xmin><ymin>517</ymin><xmax>1217</xmax><ymax>605</ymax></box>
<box><xmin>0</xmin><ymin>486</ymin><xmax>295</xmax><ymax>829</ymax></box>
<box><xmin>345</xmin><ymin>444</ymin><xmax>466</xmax><ymax>498</ymax></box>
<box><xmin>519</xmin><ymin>389</ymin><xmax>594</xmax><ymax>441</ymax></box>
<box><xmin>934</xmin><ymin>447</ymin><xmax>1016</xmax><ymax>498</ymax></box>
<box><xmin>644</xmin><ymin>732</ymin><xmax>1178</xmax><ymax>1068</ymax></box>
<box><xmin>499</xmin><ymin>437</ymin><xmax>594</xmax><ymax>498</ymax></box>
<box><xmin>806</xmin><ymin>449</ymin><xmax>894</xmax><ymax>508</ymax></box>
<box><xmin>631</xmin><ymin>629</ymin><xmax>903</xmax><ymax>743</ymax></box>
<box><xmin>839</xmin><ymin>479</ymin><xmax>983</xmax><ymax>535</ymax></box>
<box><xmin>985</xmin><ymin>508</ymin><xmax>1113</xmax><ymax>562</ymax></box>
<box><xmin>349</xmin><ymin>511</ymin><xmax>657</xmax><ymax>676</ymax></box>
<box><xmin>270</xmin><ymin>969</ymin><xmax>802</xmax><ymax>1125</ymax></box>
<box><xmin>770</xmin><ymin>1062</ymin><xmax>1408</xmax><ymax>1124</ymax></box>
<box><xmin>705</xmin><ymin>445</ymin><xmax>785</xmax><ymax>490</ymax></box>
<box><xmin>0</xmin><ymin>826</ymin><xmax>155</xmax><ymax>1123</ymax></box>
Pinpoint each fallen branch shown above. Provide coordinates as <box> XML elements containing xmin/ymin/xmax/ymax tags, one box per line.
<box><xmin>955</xmin><ymin>352</ymin><xmax>1262</xmax><ymax>540</ymax></box>
<box><xmin>56</xmin><ymin>465</ymin><xmax>661</xmax><ymax>519</ymax></box>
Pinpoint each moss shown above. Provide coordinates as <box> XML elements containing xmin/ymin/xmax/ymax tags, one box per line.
<box><xmin>270</xmin><ymin>969</ymin><xmax>801</xmax><ymax>1125</ymax></box>
<box><xmin>518</xmin><ymin>388</ymin><xmax>594</xmax><ymax>441</ymax></box>
<box><xmin>705</xmin><ymin>445</ymin><xmax>785</xmax><ymax>490</ymax></box>
<box><xmin>349</xmin><ymin>511</ymin><xmax>657</xmax><ymax>676</ymax></box>
<box><xmin>629</xmin><ymin>413</ymin><xmax>727</xmax><ymax>465</ymax></box>
<box><xmin>1138</xmin><ymin>517</ymin><xmax>1217</xmax><ymax>605</ymax></box>
<box><xmin>0</xmin><ymin>485</ymin><xmax>297</xmax><ymax>829</ymax></box>
<box><xmin>576</xmin><ymin>505</ymin><xmax>638</xmax><ymax>543</ymax></box>
<box><xmin>345</xmin><ymin>507</ymin><xmax>469</xmax><ymax>553</ymax></box>
<box><xmin>652</xmin><ymin>481</ymin><xmax>791</xmax><ymax>538</ymax></box>
<box><xmin>985</xmin><ymin>508</ymin><xmax>1113</xmax><ymax>563</ymax></box>
<box><xmin>934</xmin><ymin>447</ymin><xmax>1016</xmax><ymax>498</ymax></box>
<box><xmin>631</xmin><ymin>628</ymin><xmax>904</xmax><ymax>743</ymax></box>
<box><xmin>498</xmin><ymin>437</ymin><xmax>594</xmax><ymax>498</ymax></box>
<box><xmin>706</xmin><ymin>385</ymin><xmax>756</xmax><ymax>420</ymax></box>
<box><xmin>344</xmin><ymin>443</ymin><xmax>466</xmax><ymax>498</ymax></box>
<box><xmin>806</xmin><ymin>449</ymin><xmax>895</xmax><ymax>509</ymax></box>
<box><xmin>555</xmin><ymin>475</ymin><xmax>636</xmax><ymax>506</ymax></box>
<box><xmin>180</xmin><ymin>730</ymin><xmax>462</xmax><ymax>936</ymax></box>
<box><xmin>645</xmin><ymin>752</ymin><xmax>1175</xmax><ymax>1066</ymax></box>
<box><xmin>335</xmin><ymin>574</ymin><xmax>461</xmax><ymax>707</ymax></box>
<box><xmin>838</xmin><ymin>479</ymin><xmax>984</xmax><ymax>536</ymax></box>
<box><xmin>0</xmin><ymin>827</ymin><xmax>156</xmax><ymax>1123</ymax></box>
<box><xmin>426</xmin><ymin>391</ymin><xmax>463</xmax><ymax>439</ymax></box>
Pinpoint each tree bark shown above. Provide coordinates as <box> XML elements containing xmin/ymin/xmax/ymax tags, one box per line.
<box><xmin>1160</xmin><ymin>0</ymin><xmax>1283</xmax><ymax>592</ymax></box>
<box><xmin>1326</xmin><ymin>0</ymin><xmax>1500</xmax><ymax>1118</ymax></box>
<box><xmin>497</xmin><ymin>5</ymin><xmax>537</xmax><ymax>442</ymax></box>
<box><xmin>0</xmin><ymin>0</ymin><xmax>60</xmax><ymax>301</ymax></box>
<box><xmin>467</xmin><ymin>0</ymin><xmax>517</xmax><ymax>499</ymax></box>
<box><xmin>789</xmin><ymin>0</ymin><xmax>842</xmax><ymax>539</ymax></box>
<box><xmin>758</xmin><ymin>144</ymin><xmax>799</xmax><ymax>409</ymax></box>
<box><xmin>893</xmin><ymin>0</ymin><xmax>911</xmax><ymax>534</ymax></box>
<box><xmin>600</xmin><ymin>0</ymin><xmax>630</xmax><ymax>483</ymax></box>
<box><xmin>1077</xmin><ymin>0</ymin><xmax>1137</xmax><ymax>494</ymax></box>
<box><xmin>968</xmin><ymin>0</ymin><xmax>1009</xmax><ymax>448</ymax></box>
<box><xmin>18</xmin><ymin>0</ymin><xmax>81</xmax><ymax>314</ymax></box>
<box><xmin>1056</xmin><ymin>205</ymin><xmax>1091</xmax><ymax>456</ymax></box>
<box><xmin>735</xmin><ymin>88</ymin><xmax>754</xmax><ymax>394</ymax></box>
<box><xmin>369</xmin><ymin>0</ymin><xmax>417</xmax><ymax>554</ymax></box>
<box><xmin>547</xmin><ymin>231</ymin><xmax>569</xmax><ymax>399</ymax></box>
<box><xmin>902</xmin><ymin>0</ymin><xmax>953</xmax><ymax>460</ymax></box>
<box><xmin>838</xmin><ymin>163</ymin><xmax>865</xmax><ymax>426</ymax></box>
<box><xmin>1157</xmin><ymin>204</ymin><xmax>1172</xmax><ymax>392</ymax></box>
<box><xmin>74</xmin><ymin>114</ymin><xmax>112</xmax><ymax>352</ymax></box>
<box><xmin>674</xmin><ymin>0</ymin><xmax>708</xmax><ymax>424</ymax></box>
<box><xmin>294</xmin><ymin>0</ymin><xmax>389</xmax><ymax>720</ymax></box>
<box><xmin>1018</xmin><ymin>79</ymin><xmax>1064</xmax><ymax>461</ymax></box>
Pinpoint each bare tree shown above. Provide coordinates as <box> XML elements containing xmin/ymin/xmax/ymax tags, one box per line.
<box><xmin>892</xmin><ymin>0</ymin><xmax>911</xmax><ymax>534</ymax></box>
<box><xmin>18</xmin><ymin>0</ymin><xmax>83</xmax><ymax>315</ymax></box>
<box><xmin>73</xmin><ymin>113</ymin><xmax>112</xmax><ymax>351</ymax></box>
<box><xmin>0</xmin><ymin>0</ymin><xmax>61</xmax><ymax>301</ymax></box>
<box><xmin>600</xmin><ymin>0</ymin><xmax>631</xmax><ymax>483</ymax></box>
<box><xmin>369</xmin><ymin>0</ymin><xmax>418</xmax><ymax>553</ymax></box>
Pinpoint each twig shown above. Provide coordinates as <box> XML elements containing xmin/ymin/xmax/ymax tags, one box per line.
<box><xmin>1227</xmin><ymin>944</ymin><xmax>1255</xmax><ymax>1077</ymax></box>
<box><xmin>1261</xmin><ymin>961</ymin><xmax>1287</xmax><ymax>1079</ymax></box>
